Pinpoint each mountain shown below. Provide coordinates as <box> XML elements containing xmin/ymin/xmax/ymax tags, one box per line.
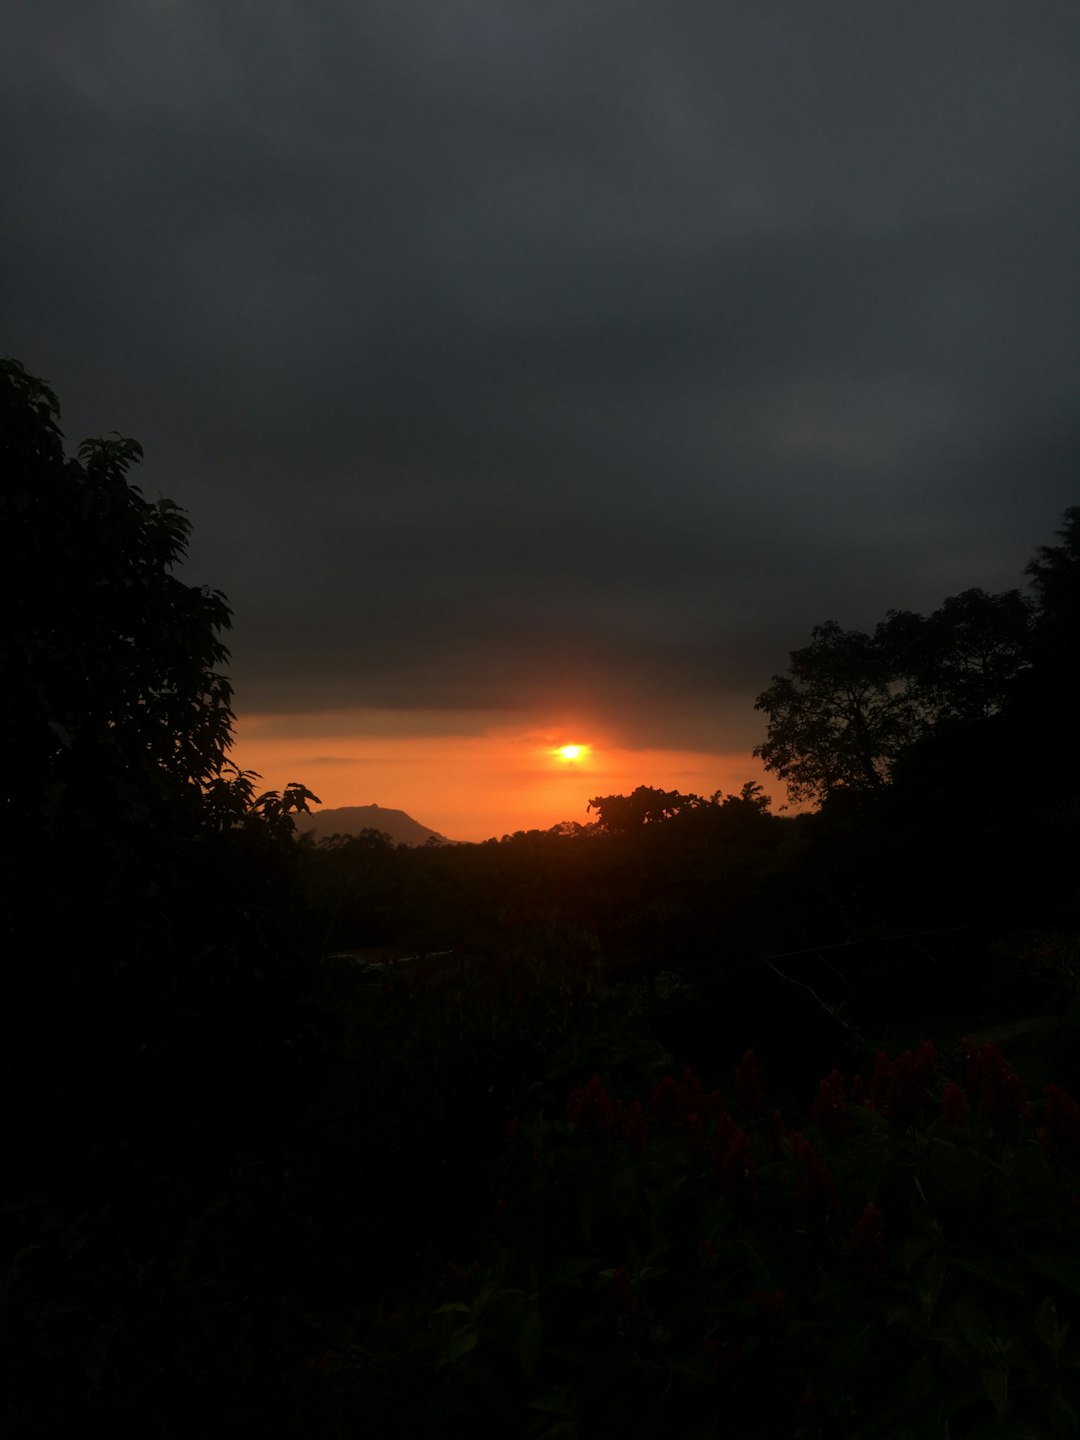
<box><xmin>294</xmin><ymin>804</ymin><xmax>450</xmax><ymax>847</ymax></box>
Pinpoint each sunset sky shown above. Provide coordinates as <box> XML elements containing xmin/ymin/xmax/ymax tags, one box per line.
<box><xmin>5</xmin><ymin>3</ymin><xmax>1079</xmax><ymax>840</ymax></box>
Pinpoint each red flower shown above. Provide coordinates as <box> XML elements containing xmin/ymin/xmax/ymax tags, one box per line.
<box><xmin>505</xmin><ymin>1115</ymin><xmax>522</xmax><ymax>1155</ymax></box>
<box><xmin>768</xmin><ymin>1108</ymin><xmax>791</xmax><ymax>1156</ymax></box>
<box><xmin>942</xmin><ymin>1082</ymin><xmax>967</xmax><ymax>1125</ymax></box>
<box><xmin>1040</xmin><ymin>1084</ymin><xmax>1080</xmax><ymax>1166</ymax></box>
<box><xmin>734</xmin><ymin>1049</ymin><xmax>763</xmax><ymax>1119</ymax></box>
<box><xmin>652</xmin><ymin>1074</ymin><xmax>683</xmax><ymax>1132</ymax></box>
<box><xmin>750</xmin><ymin>1288</ymin><xmax>787</xmax><ymax>1322</ymax></box>
<box><xmin>794</xmin><ymin>1138</ymin><xmax>840</xmax><ymax>1228</ymax></box>
<box><xmin>681</xmin><ymin>1066</ymin><xmax>702</xmax><ymax>1116</ymax></box>
<box><xmin>566</xmin><ymin>1074</ymin><xmax>615</xmax><ymax>1141</ymax></box>
<box><xmin>716</xmin><ymin>1115</ymin><xmax>758</xmax><ymax>1219</ymax></box>
<box><xmin>811</xmin><ymin>1068</ymin><xmax>849</xmax><ymax>1142</ymax></box>
<box><xmin>849</xmin><ymin>1201</ymin><xmax>888</xmax><ymax>1280</ymax></box>
<box><xmin>866</xmin><ymin>1041</ymin><xmax>937</xmax><ymax>1128</ymax></box>
<box><xmin>701</xmin><ymin>1087</ymin><xmax>725</xmax><ymax>1118</ymax></box>
<box><xmin>617</xmin><ymin>1098</ymin><xmax>649</xmax><ymax>1155</ymax></box>
<box><xmin>960</xmin><ymin>1039</ymin><xmax>1028</xmax><ymax>1125</ymax></box>
<box><xmin>651</xmin><ymin>1069</ymin><xmax>706</xmax><ymax>1132</ymax></box>
<box><xmin>686</xmin><ymin>1111</ymin><xmax>707</xmax><ymax>1161</ymax></box>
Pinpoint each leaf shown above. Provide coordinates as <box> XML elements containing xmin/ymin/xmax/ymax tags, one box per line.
<box><xmin>669</xmin><ymin>1357</ymin><xmax>713</xmax><ymax>1386</ymax></box>
<box><xmin>1035</xmin><ymin>1295</ymin><xmax>1067</xmax><ymax>1362</ymax></box>
<box><xmin>905</xmin><ymin>1352</ymin><xmax>936</xmax><ymax>1401</ymax></box>
<box><xmin>530</xmin><ymin>1390</ymin><xmax>576</xmax><ymax>1416</ymax></box>
<box><xmin>1051</xmin><ymin>1387</ymin><xmax>1079</xmax><ymax>1434</ymax></box>
<box><xmin>519</xmin><ymin>1309</ymin><xmax>544</xmax><ymax>1379</ymax></box>
<box><xmin>1028</xmin><ymin>1249</ymin><xmax>1080</xmax><ymax>1299</ymax></box>
<box><xmin>902</xmin><ymin>1236</ymin><xmax>930</xmax><ymax>1274</ymax></box>
<box><xmin>636</xmin><ymin>1267</ymin><xmax>669</xmax><ymax>1288</ymax></box>
<box><xmin>980</xmin><ymin>1367</ymin><xmax>1009</xmax><ymax>1421</ymax></box>
<box><xmin>545</xmin><ymin>1257</ymin><xmax>601</xmax><ymax>1289</ymax></box>
<box><xmin>641</xmin><ymin>1240</ymin><xmax>674</xmax><ymax>1270</ymax></box>
<box><xmin>756</xmin><ymin>1162</ymin><xmax>791</xmax><ymax>1181</ymax></box>
<box><xmin>849</xmin><ymin>1102</ymin><xmax>891</xmax><ymax>1126</ymax></box>
<box><xmin>447</xmin><ymin>1330</ymin><xmax>479</xmax><ymax>1362</ymax></box>
<box><xmin>952</xmin><ymin>1250</ymin><xmax>1027</xmax><ymax>1297</ymax></box>
<box><xmin>948</xmin><ymin>1297</ymin><xmax>996</xmax><ymax>1361</ymax></box>
<box><xmin>918</xmin><ymin>1254</ymin><xmax>947</xmax><ymax>1321</ymax></box>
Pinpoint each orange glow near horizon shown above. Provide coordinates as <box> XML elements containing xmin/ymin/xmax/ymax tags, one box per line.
<box><xmin>230</xmin><ymin>710</ymin><xmax>776</xmax><ymax>843</ymax></box>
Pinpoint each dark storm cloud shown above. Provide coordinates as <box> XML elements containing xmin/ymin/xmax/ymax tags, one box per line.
<box><xmin>4</xmin><ymin>1</ymin><xmax>1079</xmax><ymax>751</ymax></box>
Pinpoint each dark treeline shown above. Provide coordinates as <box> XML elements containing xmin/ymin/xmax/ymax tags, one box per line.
<box><xmin>3</xmin><ymin>357</ymin><xmax>1079</xmax><ymax>1435</ymax></box>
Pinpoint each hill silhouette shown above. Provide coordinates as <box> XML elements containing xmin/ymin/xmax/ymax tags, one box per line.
<box><xmin>295</xmin><ymin>803</ymin><xmax>450</xmax><ymax>847</ymax></box>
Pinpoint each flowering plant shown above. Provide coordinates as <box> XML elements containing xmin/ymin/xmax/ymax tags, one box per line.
<box><xmin>331</xmin><ymin>1029</ymin><xmax>1080</xmax><ymax>1438</ymax></box>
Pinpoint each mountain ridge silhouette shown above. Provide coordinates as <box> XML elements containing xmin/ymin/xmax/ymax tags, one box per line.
<box><xmin>294</xmin><ymin>804</ymin><xmax>450</xmax><ymax>847</ymax></box>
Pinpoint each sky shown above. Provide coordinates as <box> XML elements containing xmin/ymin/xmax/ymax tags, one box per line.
<box><xmin>4</xmin><ymin>2</ymin><xmax>1079</xmax><ymax>840</ymax></box>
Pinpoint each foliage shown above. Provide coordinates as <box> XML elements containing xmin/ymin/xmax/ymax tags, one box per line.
<box><xmin>881</xmin><ymin>588</ymin><xmax>1033</xmax><ymax>726</ymax></box>
<box><xmin>754</xmin><ymin>586</ymin><xmax>1036</xmax><ymax>808</ymax></box>
<box><xmin>587</xmin><ymin>785</ymin><xmax>710</xmax><ymax>831</ymax></box>
<box><xmin>305</xmin><ymin>1028</ymin><xmax>1080</xmax><ymax>1438</ymax></box>
<box><xmin>1022</xmin><ymin>505</ymin><xmax>1080</xmax><ymax>749</ymax></box>
<box><xmin>202</xmin><ymin>760</ymin><xmax>321</xmax><ymax>840</ymax></box>
<box><xmin>1027</xmin><ymin>506</ymin><xmax>1080</xmax><ymax>635</ymax></box>
<box><xmin>587</xmin><ymin>783</ymin><xmax>771</xmax><ymax>834</ymax></box>
<box><xmin>2</xmin><ymin>358</ymin><xmax>237</xmax><ymax>836</ymax></box>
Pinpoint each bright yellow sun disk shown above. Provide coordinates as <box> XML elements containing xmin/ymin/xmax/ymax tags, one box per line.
<box><xmin>558</xmin><ymin>745</ymin><xmax>583</xmax><ymax>760</ymax></box>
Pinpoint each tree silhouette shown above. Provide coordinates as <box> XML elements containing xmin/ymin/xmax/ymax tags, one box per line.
<box><xmin>880</xmin><ymin>588</ymin><xmax>1032</xmax><ymax>726</ymax></box>
<box><xmin>1025</xmin><ymin>505</ymin><xmax>1080</xmax><ymax>723</ymax></box>
<box><xmin>754</xmin><ymin>582</ymin><xmax>1039</xmax><ymax>808</ymax></box>
<box><xmin>1</xmin><ymin>357</ymin><xmax>316</xmax><ymax>851</ymax></box>
<box><xmin>2</xmin><ymin>358</ymin><xmax>235</xmax><ymax>845</ymax></box>
<box><xmin>753</xmin><ymin>621</ymin><xmax>916</xmax><ymax>804</ymax></box>
<box><xmin>587</xmin><ymin>785</ymin><xmax>706</xmax><ymax>832</ymax></box>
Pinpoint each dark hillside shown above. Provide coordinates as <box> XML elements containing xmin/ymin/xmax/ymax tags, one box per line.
<box><xmin>295</xmin><ymin>803</ymin><xmax>449</xmax><ymax>847</ymax></box>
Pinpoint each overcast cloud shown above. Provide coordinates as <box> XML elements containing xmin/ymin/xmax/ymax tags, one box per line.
<box><xmin>5</xmin><ymin>1</ymin><xmax>1079</xmax><ymax>756</ymax></box>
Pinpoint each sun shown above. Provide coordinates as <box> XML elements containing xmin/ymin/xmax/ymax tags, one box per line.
<box><xmin>556</xmin><ymin>744</ymin><xmax>585</xmax><ymax>761</ymax></box>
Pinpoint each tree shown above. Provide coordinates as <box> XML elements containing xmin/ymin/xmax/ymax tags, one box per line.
<box><xmin>587</xmin><ymin>785</ymin><xmax>706</xmax><ymax>832</ymax></box>
<box><xmin>879</xmin><ymin>588</ymin><xmax>1032</xmax><ymax>726</ymax></box>
<box><xmin>1027</xmin><ymin>505</ymin><xmax>1080</xmax><ymax>624</ymax></box>
<box><xmin>753</xmin><ymin>561</ymin><xmax>1050</xmax><ymax>810</ymax></box>
<box><xmin>753</xmin><ymin>621</ymin><xmax>918</xmax><ymax>805</ymax></box>
<box><xmin>2</xmin><ymin>357</ymin><xmax>316</xmax><ymax>847</ymax></box>
<box><xmin>1011</xmin><ymin>506</ymin><xmax>1080</xmax><ymax>805</ymax></box>
<box><xmin>1024</xmin><ymin>505</ymin><xmax>1080</xmax><ymax>720</ymax></box>
<box><xmin>3</xmin><ymin>359</ymin><xmax>235</xmax><ymax>836</ymax></box>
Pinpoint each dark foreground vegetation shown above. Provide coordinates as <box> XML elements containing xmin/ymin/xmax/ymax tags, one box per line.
<box><xmin>3</xmin><ymin>357</ymin><xmax>1079</xmax><ymax>1436</ymax></box>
